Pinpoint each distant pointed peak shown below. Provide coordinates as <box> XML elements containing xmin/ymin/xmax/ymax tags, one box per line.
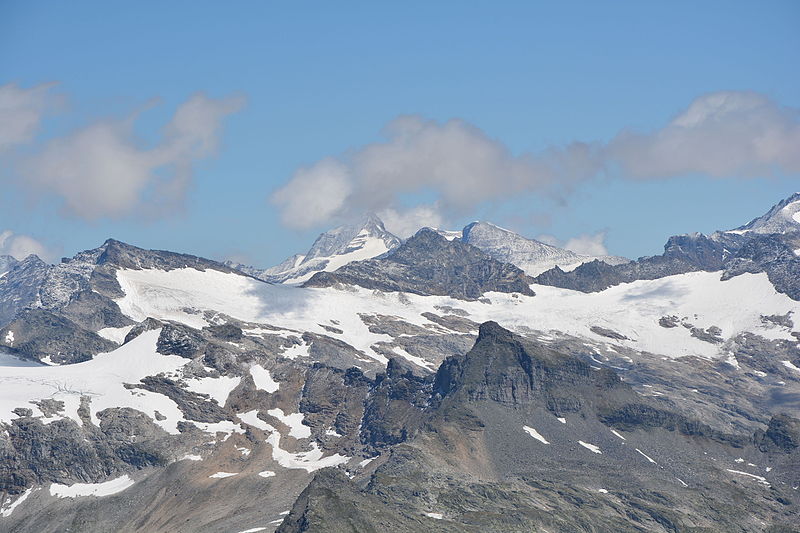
<box><xmin>729</xmin><ymin>192</ymin><xmax>800</xmax><ymax>235</ymax></box>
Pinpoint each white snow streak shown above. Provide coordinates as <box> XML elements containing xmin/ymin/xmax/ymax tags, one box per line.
<box><xmin>50</xmin><ymin>475</ymin><xmax>134</xmax><ymax>498</ymax></box>
<box><xmin>578</xmin><ymin>441</ymin><xmax>602</xmax><ymax>454</ymax></box>
<box><xmin>523</xmin><ymin>425</ymin><xmax>550</xmax><ymax>444</ymax></box>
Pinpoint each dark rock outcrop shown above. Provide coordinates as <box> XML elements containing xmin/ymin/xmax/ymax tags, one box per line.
<box><xmin>0</xmin><ymin>309</ymin><xmax>117</xmax><ymax>364</ymax></box>
<box><xmin>305</xmin><ymin>229</ymin><xmax>534</xmax><ymax>299</ymax></box>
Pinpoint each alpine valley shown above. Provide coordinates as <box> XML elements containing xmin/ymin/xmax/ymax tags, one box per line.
<box><xmin>1</xmin><ymin>194</ymin><xmax>799</xmax><ymax>533</ymax></box>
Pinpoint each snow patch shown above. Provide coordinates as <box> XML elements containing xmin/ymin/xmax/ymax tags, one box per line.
<box><xmin>258</xmin><ymin>470</ymin><xmax>276</xmax><ymax>478</ymax></box>
<box><xmin>1</xmin><ymin>487</ymin><xmax>36</xmax><ymax>517</ymax></box>
<box><xmin>635</xmin><ymin>448</ymin><xmax>657</xmax><ymax>464</ymax></box>
<box><xmin>578</xmin><ymin>441</ymin><xmax>602</xmax><ymax>454</ymax></box>
<box><xmin>523</xmin><ymin>425</ymin><xmax>550</xmax><ymax>444</ymax></box>
<box><xmin>726</xmin><ymin>469</ymin><xmax>770</xmax><ymax>486</ymax></box>
<box><xmin>238</xmin><ymin>410</ymin><xmax>275</xmax><ymax>432</ymax></box>
<box><xmin>237</xmin><ymin>446</ymin><xmax>251</xmax><ymax>457</ymax></box>
<box><xmin>249</xmin><ymin>364</ymin><xmax>279</xmax><ymax>393</ymax></box>
<box><xmin>184</xmin><ymin>375</ymin><xmax>240</xmax><ymax>406</ymax></box>
<box><xmin>358</xmin><ymin>457</ymin><xmax>376</xmax><ymax>468</ymax></box>
<box><xmin>268</xmin><ymin>408</ymin><xmax>311</xmax><ymax>439</ymax></box>
<box><xmin>96</xmin><ymin>325</ymin><xmax>134</xmax><ymax>344</ymax></box>
<box><xmin>209</xmin><ymin>472</ymin><xmax>238</xmax><ymax>479</ymax></box>
<box><xmin>782</xmin><ymin>360</ymin><xmax>800</xmax><ymax>373</ymax></box>
<box><xmin>266</xmin><ymin>433</ymin><xmax>349</xmax><ymax>473</ymax></box>
<box><xmin>610</xmin><ymin>429</ymin><xmax>626</xmax><ymax>441</ymax></box>
<box><xmin>424</xmin><ymin>512</ymin><xmax>444</xmax><ymax>519</ymax></box>
<box><xmin>50</xmin><ymin>475</ymin><xmax>134</xmax><ymax>498</ymax></box>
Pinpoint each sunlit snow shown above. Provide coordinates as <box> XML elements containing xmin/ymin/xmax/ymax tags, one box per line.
<box><xmin>50</xmin><ymin>475</ymin><xmax>134</xmax><ymax>498</ymax></box>
<box><xmin>578</xmin><ymin>441</ymin><xmax>602</xmax><ymax>454</ymax></box>
<box><xmin>523</xmin><ymin>425</ymin><xmax>550</xmax><ymax>444</ymax></box>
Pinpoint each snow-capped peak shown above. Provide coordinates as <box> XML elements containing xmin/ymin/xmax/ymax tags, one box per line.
<box><xmin>728</xmin><ymin>192</ymin><xmax>800</xmax><ymax>235</ymax></box>
<box><xmin>460</xmin><ymin>221</ymin><xmax>627</xmax><ymax>276</ymax></box>
<box><xmin>255</xmin><ymin>214</ymin><xmax>401</xmax><ymax>284</ymax></box>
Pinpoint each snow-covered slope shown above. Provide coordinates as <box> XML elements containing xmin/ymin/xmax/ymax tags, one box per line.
<box><xmin>729</xmin><ymin>192</ymin><xmax>800</xmax><ymax>235</ymax></box>
<box><xmin>112</xmin><ymin>265</ymin><xmax>800</xmax><ymax>365</ymax></box>
<box><xmin>239</xmin><ymin>214</ymin><xmax>401</xmax><ymax>284</ymax></box>
<box><xmin>461</xmin><ymin>221</ymin><xmax>628</xmax><ymax>276</ymax></box>
<box><xmin>0</xmin><ymin>330</ymin><xmax>191</xmax><ymax>432</ymax></box>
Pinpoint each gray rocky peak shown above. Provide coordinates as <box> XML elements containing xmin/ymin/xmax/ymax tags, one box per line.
<box><xmin>461</xmin><ymin>220</ymin><xmax>628</xmax><ymax>276</ymax></box>
<box><xmin>730</xmin><ymin>192</ymin><xmax>800</xmax><ymax>235</ymax></box>
<box><xmin>243</xmin><ymin>213</ymin><xmax>402</xmax><ymax>284</ymax></box>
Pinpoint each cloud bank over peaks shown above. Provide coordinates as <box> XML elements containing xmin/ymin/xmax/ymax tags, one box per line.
<box><xmin>270</xmin><ymin>91</ymin><xmax>800</xmax><ymax>233</ymax></box>
<box><xmin>0</xmin><ymin>230</ymin><xmax>56</xmax><ymax>262</ymax></box>
<box><xmin>12</xmin><ymin>90</ymin><xmax>244</xmax><ymax>219</ymax></box>
<box><xmin>538</xmin><ymin>231</ymin><xmax>609</xmax><ymax>257</ymax></box>
<box><xmin>270</xmin><ymin>115</ymin><xmax>602</xmax><ymax>230</ymax></box>
<box><xmin>609</xmin><ymin>91</ymin><xmax>800</xmax><ymax>179</ymax></box>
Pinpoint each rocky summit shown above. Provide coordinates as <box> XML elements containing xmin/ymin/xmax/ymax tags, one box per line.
<box><xmin>0</xmin><ymin>195</ymin><xmax>799</xmax><ymax>532</ymax></box>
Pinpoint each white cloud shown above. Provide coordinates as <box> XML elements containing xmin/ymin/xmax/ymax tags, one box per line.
<box><xmin>271</xmin><ymin>92</ymin><xmax>800</xmax><ymax>232</ymax></box>
<box><xmin>609</xmin><ymin>91</ymin><xmax>800</xmax><ymax>178</ymax></box>
<box><xmin>0</xmin><ymin>230</ymin><xmax>56</xmax><ymax>261</ymax></box>
<box><xmin>378</xmin><ymin>204</ymin><xmax>444</xmax><ymax>238</ymax></box>
<box><xmin>537</xmin><ymin>231</ymin><xmax>609</xmax><ymax>256</ymax></box>
<box><xmin>270</xmin><ymin>115</ymin><xmax>602</xmax><ymax>229</ymax></box>
<box><xmin>19</xmin><ymin>93</ymin><xmax>244</xmax><ymax>219</ymax></box>
<box><xmin>270</xmin><ymin>158</ymin><xmax>353</xmax><ymax>228</ymax></box>
<box><xmin>563</xmin><ymin>232</ymin><xmax>609</xmax><ymax>256</ymax></box>
<box><xmin>0</xmin><ymin>82</ymin><xmax>59</xmax><ymax>151</ymax></box>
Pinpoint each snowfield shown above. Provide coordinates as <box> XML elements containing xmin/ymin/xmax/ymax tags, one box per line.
<box><xmin>113</xmin><ymin>267</ymin><xmax>800</xmax><ymax>365</ymax></box>
<box><xmin>1</xmin><ymin>265</ymin><xmax>794</xmax><ymax>476</ymax></box>
<box><xmin>0</xmin><ymin>330</ymin><xmax>187</xmax><ymax>431</ymax></box>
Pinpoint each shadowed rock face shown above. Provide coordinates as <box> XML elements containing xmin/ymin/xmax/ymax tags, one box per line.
<box><xmin>0</xmin><ymin>309</ymin><xmax>117</xmax><ymax>364</ymax></box>
<box><xmin>0</xmin><ymin>255</ymin><xmax>50</xmax><ymax>327</ymax></box>
<box><xmin>304</xmin><ymin>229</ymin><xmax>535</xmax><ymax>299</ymax></box>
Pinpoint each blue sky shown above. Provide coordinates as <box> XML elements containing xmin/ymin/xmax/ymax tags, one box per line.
<box><xmin>1</xmin><ymin>1</ymin><xmax>798</xmax><ymax>265</ymax></box>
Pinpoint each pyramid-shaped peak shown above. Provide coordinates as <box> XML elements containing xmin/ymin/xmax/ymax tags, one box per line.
<box><xmin>730</xmin><ymin>192</ymin><xmax>800</xmax><ymax>235</ymax></box>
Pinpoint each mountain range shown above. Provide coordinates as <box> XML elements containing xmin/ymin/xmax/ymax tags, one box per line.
<box><xmin>0</xmin><ymin>194</ymin><xmax>798</xmax><ymax>532</ymax></box>
<box><xmin>227</xmin><ymin>214</ymin><xmax>630</xmax><ymax>285</ymax></box>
